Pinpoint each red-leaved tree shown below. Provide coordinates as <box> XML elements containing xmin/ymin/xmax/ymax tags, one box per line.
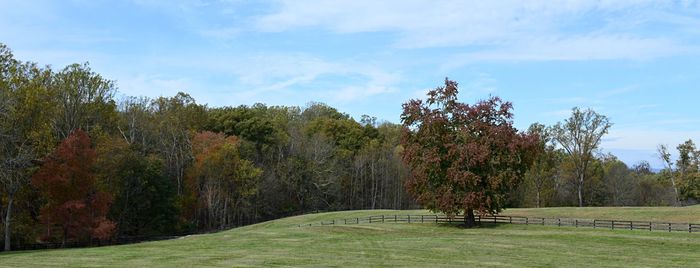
<box><xmin>31</xmin><ymin>129</ymin><xmax>116</xmax><ymax>244</ymax></box>
<box><xmin>401</xmin><ymin>78</ymin><xmax>538</xmax><ymax>227</ymax></box>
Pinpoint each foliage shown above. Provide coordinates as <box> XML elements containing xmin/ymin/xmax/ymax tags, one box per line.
<box><xmin>31</xmin><ymin>130</ymin><xmax>115</xmax><ymax>243</ymax></box>
<box><xmin>52</xmin><ymin>63</ymin><xmax>118</xmax><ymax>140</ymax></box>
<box><xmin>95</xmin><ymin>136</ymin><xmax>179</xmax><ymax>236</ymax></box>
<box><xmin>551</xmin><ymin>107</ymin><xmax>611</xmax><ymax>207</ymax></box>
<box><xmin>186</xmin><ymin>131</ymin><xmax>262</xmax><ymax>229</ymax></box>
<box><xmin>0</xmin><ymin>43</ymin><xmax>55</xmax><ymax>250</ymax></box>
<box><xmin>518</xmin><ymin>123</ymin><xmax>561</xmax><ymax>208</ymax></box>
<box><xmin>400</xmin><ymin>78</ymin><xmax>538</xmax><ymax>226</ymax></box>
<box><xmin>2</xmin><ymin>41</ymin><xmax>698</xmax><ymax>250</ymax></box>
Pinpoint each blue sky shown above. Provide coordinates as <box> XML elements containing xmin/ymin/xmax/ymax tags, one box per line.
<box><xmin>2</xmin><ymin>0</ymin><xmax>700</xmax><ymax>168</ymax></box>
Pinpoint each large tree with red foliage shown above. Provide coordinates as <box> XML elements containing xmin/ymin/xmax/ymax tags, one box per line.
<box><xmin>401</xmin><ymin>78</ymin><xmax>538</xmax><ymax>227</ymax></box>
<box><xmin>31</xmin><ymin>129</ymin><xmax>115</xmax><ymax>244</ymax></box>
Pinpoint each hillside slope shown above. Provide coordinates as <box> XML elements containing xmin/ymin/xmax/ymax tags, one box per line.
<box><xmin>1</xmin><ymin>207</ymin><xmax>699</xmax><ymax>267</ymax></box>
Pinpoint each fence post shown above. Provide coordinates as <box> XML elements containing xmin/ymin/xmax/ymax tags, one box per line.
<box><xmin>435</xmin><ymin>215</ymin><xmax>438</xmax><ymax>223</ymax></box>
<box><xmin>575</xmin><ymin>219</ymin><xmax>578</xmax><ymax>228</ymax></box>
<box><xmin>630</xmin><ymin>221</ymin><xmax>633</xmax><ymax>230</ymax></box>
<box><xmin>649</xmin><ymin>222</ymin><xmax>652</xmax><ymax>231</ymax></box>
<box><xmin>356</xmin><ymin>217</ymin><xmax>359</xmax><ymax>224</ymax></box>
<box><xmin>494</xmin><ymin>216</ymin><xmax>497</xmax><ymax>224</ymax></box>
<box><xmin>344</xmin><ymin>219</ymin><xmax>347</xmax><ymax>224</ymax></box>
<box><xmin>408</xmin><ymin>215</ymin><xmax>411</xmax><ymax>223</ymax></box>
<box><xmin>526</xmin><ymin>217</ymin><xmax>529</xmax><ymax>225</ymax></box>
<box><xmin>332</xmin><ymin>219</ymin><xmax>335</xmax><ymax>225</ymax></box>
<box><xmin>421</xmin><ymin>215</ymin><xmax>424</xmax><ymax>223</ymax></box>
<box><xmin>593</xmin><ymin>219</ymin><xmax>596</xmax><ymax>229</ymax></box>
<box><xmin>691</xmin><ymin>224</ymin><xmax>693</xmax><ymax>233</ymax></box>
<box><xmin>395</xmin><ymin>215</ymin><xmax>398</xmax><ymax>223</ymax></box>
<box><xmin>542</xmin><ymin>218</ymin><xmax>545</xmax><ymax>225</ymax></box>
<box><xmin>612</xmin><ymin>220</ymin><xmax>615</xmax><ymax>230</ymax></box>
<box><xmin>558</xmin><ymin>218</ymin><xmax>561</xmax><ymax>227</ymax></box>
<box><xmin>509</xmin><ymin>216</ymin><xmax>512</xmax><ymax>224</ymax></box>
<box><xmin>668</xmin><ymin>223</ymin><xmax>672</xmax><ymax>232</ymax></box>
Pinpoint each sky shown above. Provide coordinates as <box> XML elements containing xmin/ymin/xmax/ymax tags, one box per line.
<box><xmin>2</xmin><ymin>0</ymin><xmax>700</xmax><ymax>168</ymax></box>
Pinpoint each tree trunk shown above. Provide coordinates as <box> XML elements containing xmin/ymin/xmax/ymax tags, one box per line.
<box><xmin>4</xmin><ymin>194</ymin><xmax>13</xmax><ymax>251</ymax></box>
<box><xmin>464</xmin><ymin>208</ymin><xmax>477</xmax><ymax>228</ymax></box>
<box><xmin>669</xmin><ymin>175</ymin><xmax>680</xmax><ymax>206</ymax></box>
<box><xmin>578</xmin><ymin>173</ymin><xmax>584</xmax><ymax>207</ymax></box>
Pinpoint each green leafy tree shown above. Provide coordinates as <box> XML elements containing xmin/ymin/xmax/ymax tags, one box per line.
<box><xmin>523</xmin><ymin>123</ymin><xmax>560</xmax><ymax>208</ymax></box>
<box><xmin>401</xmin><ymin>79</ymin><xmax>538</xmax><ymax>227</ymax></box>
<box><xmin>0</xmin><ymin>43</ymin><xmax>55</xmax><ymax>251</ymax></box>
<box><xmin>52</xmin><ymin>63</ymin><xmax>118</xmax><ymax>139</ymax></box>
<box><xmin>657</xmin><ymin>144</ymin><xmax>680</xmax><ymax>205</ymax></box>
<box><xmin>676</xmin><ymin>140</ymin><xmax>700</xmax><ymax>202</ymax></box>
<box><xmin>95</xmin><ymin>136</ymin><xmax>178</xmax><ymax>236</ymax></box>
<box><xmin>551</xmin><ymin>107</ymin><xmax>611</xmax><ymax>207</ymax></box>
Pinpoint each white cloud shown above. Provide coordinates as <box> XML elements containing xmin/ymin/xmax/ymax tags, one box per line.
<box><xmin>603</xmin><ymin>128</ymin><xmax>700</xmax><ymax>151</ymax></box>
<box><xmin>256</xmin><ymin>0</ymin><xmax>700</xmax><ymax>62</ymax></box>
<box><xmin>142</xmin><ymin>52</ymin><xmax>402</xmax><ymax>105</ymax></box>
<box><xmin>443</xmin><ymin>35</ymin><xmax>690</xmax><ymax>67</ymax></box>
<box><xmin>116</xmin><ymin>74</ymin><xmax>194</xmax><ymax>98</ymax></box>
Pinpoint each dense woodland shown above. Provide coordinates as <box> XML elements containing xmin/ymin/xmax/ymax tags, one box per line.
<box><xmin>1</xmin><ymin>43</ymin><xmax>699</xmax><ymax>250</ymax></box>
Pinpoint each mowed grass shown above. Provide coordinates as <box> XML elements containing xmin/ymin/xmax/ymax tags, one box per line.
<box><xmin>501</xmin><ymin>205</ymin><xmax>700</xmax><ymax>223</ymax></box>
<box><xmin>1</xmin><ymin>207</ymin><xmax>699</xmax><ymax>267</ymax></box>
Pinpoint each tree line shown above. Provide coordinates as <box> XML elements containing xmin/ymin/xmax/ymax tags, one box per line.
<box><xmin>1</xmin><ymin>43</ymin><xmax>698</xmax><ymax>249</ymax></box>
<box><xmin>0</xmin><ymin>43</ymin><xmax>414</xmax><ymax>250</ymax></box>
<box><xmin>511</xmin><ymin>119</ymin><xmax>700</xmax><ymax>209</ymax></box>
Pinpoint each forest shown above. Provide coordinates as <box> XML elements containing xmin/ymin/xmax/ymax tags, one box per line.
<box><xmin>1</xmin><ymin>42</ymin><xmax>699</xmax><ymax>250</ymax></box>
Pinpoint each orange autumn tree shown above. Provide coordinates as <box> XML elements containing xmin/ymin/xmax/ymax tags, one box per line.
<box><xmin>31</xmin><ymin>129</ymin><xmax>115</xmax><ymax>244</ymax></box>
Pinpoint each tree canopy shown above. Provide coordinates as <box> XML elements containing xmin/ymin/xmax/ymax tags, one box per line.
<box><xmin>401</xmin><ymin>78</ymin><xmax>538</xmax><ymax>226</ymax></box>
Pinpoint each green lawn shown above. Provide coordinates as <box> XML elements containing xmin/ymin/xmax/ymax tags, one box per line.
<box><xmin>501</xmin><ymin>205</ymin><xmax>700</xmax><ymax>223</ymax></box>
<box><xmin>1</xmin><ymin>207</ymin><xmax>699</xmax><ymax>267</ymax></box>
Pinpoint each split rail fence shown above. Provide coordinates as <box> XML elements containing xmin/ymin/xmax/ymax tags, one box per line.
<box><xmin>298</xmin><ymin>214</ymin><xmax>700</xmax><ymax>233</ymax></box>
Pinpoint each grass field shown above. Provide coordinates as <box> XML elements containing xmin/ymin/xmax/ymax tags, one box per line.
<box><xmin>1</xmin><ymin>206</ymin><xmax>699</xmax><ymax>267</ymax></box>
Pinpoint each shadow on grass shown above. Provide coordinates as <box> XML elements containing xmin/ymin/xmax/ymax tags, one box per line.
<box><xmin>433</xmin><ymin>222</ymin><xmax>508</xmax><ymax>229</ymax></box>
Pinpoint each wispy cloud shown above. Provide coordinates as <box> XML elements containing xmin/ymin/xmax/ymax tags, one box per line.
<box><xmin>597</xmin><ymin>85</ymin><xmax>640</xmax><ymax>98</ymax></box>
<box><xmin>603</xmin><ymin>128</ymin><xmax>700</xmax><ymax>151</ymax></box>
<box><xmin>257</xmin><ymin>1</ymin><xmax>700</xmax><ymax>64</ymax></box>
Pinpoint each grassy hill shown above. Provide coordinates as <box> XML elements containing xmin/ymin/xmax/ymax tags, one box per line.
<box><xmin>1</xmin><ymin>206</ymin><xmax>699</xmax><ymax>267</ymax></box>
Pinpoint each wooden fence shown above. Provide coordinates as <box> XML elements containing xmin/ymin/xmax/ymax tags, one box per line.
<box><xmin>298</xmin><ymin>214</ymin><xmax>700</xmax><ymax>233</ymax></box>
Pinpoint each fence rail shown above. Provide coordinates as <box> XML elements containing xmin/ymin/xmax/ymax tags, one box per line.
<box><xmin>299</xmin><ymin>214</ymin><xmax>700</xmax><ymax>233</ymax></box>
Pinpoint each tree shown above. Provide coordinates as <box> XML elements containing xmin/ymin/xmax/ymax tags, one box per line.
<box><xmin>676</xmin><ymin>140</ymin><xmax>700</xmax><ymax>202</ymax></box>
<box><xmin>401</xmin><ymin>78</ymin><xmax>538</xmax><ymax>227</ymax></box>
<box><xmin>31</xmin><ymin>129</ymin><xmax>115</xmax><ymax>244</ymax></box>
<box><xmin>657</xmin><ymin>144</ymin><xmax>680</xmax><ymax>205</ymax></box>
<box><xmin>551</xmin><ymin>107</ymin><xmax>611</xmax><ymax>207</ymax></box>
<box><xmin>0</xmin><ymin>43</ymin><xmax>55</xmax><ymax>251</ymax></box>
<box><xmin>151</xmin><ymin>93</ymin><xmax>207</xmax><ymax>196</ymax></box>
<box><xmin>95</xmin><ymin>136</ymin><xmax>178</xmax><ymax>236</ymax></box>
<box><xmin>186</xmin><ymin>131</ymin><xmax>261</xmax><ymax>229</ymax></box>
<box><xmin>523</xmin><ymin>123</ymin><xmax>560</xmax><ymax>208</ymax></box>
<box><xmin>52</xmin><ymin>63</ymin><xmax>118</xmax><ymax>140</ymax></box>
<box><xmin>600</xmin><ymin>154</ymin><xmax>634</xmax><ymax>206</ymax></box>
